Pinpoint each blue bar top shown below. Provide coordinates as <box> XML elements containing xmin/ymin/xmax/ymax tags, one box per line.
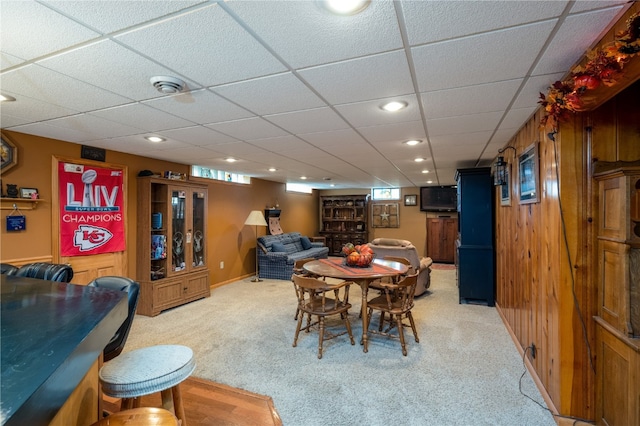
<box><xmin>1</xmin><ymin>275</ymin><xmax>127</xmax><ymax>426</ymax></box>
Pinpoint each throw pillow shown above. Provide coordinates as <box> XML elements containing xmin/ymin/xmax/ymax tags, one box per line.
<box><xmin>300</xmin><ymin>236</ymin><xmax>313</xmax><ymax>250</ymax></box>
<box><xmin>271</xmin><ymin>242</ymin><xmax>286</xmax><ymax>252</ymax></box>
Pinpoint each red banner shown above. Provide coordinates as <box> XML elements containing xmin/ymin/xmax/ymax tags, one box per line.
<box><xmin>59</xmin><ymin>163</ymin><xmax>125</xmax><ymax>256</ymax></box>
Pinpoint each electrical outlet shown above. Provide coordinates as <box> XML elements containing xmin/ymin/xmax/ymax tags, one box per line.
<box><xmin>530</xmin><ymin>343</ymin><xmax>536</xmax><ymax>359</ymax></box>
<box><xmin>219</xmin><ymin>261</ymin><xmax>224</xmax><ymax>269</ymax></box>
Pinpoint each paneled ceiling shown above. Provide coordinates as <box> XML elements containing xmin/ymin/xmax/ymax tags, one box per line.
<box><xmin>0</xmin><ymin>0</ymin><xmax>629</xmax><ymax>189</ymax></box>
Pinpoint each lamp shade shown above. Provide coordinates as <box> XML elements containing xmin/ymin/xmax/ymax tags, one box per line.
<box><xmin>244</xmin><ymin>210</ymin><xmax>268</xmax><ymax>227</ymax></box>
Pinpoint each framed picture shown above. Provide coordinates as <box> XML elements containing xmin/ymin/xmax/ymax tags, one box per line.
<box><xmin>20</xmin><ymin>187</ymin><xmax>38</xmax><ymax>199</ymax></box>
<box><xmin>404</xmin><ymin>194</ymin><xmax>417</xmax><ymax>206</ymax></box>
<box><xmin>518</xmin><ymin>142</ymin><xmax>540</xmax><ymax>204</ymax></box>
<box><xmin>1</xmin><ymin>132</ymin><xmax>18</xmax><ymax>173</ymax></box>
<box><xmin>500</xmin><ymin>164</ymin><xmax>511</xmax><ymax>206</ymax></box>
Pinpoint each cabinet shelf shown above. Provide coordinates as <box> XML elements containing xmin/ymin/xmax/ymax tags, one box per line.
<box><xmin>1</xmin><ymin>198</ymin><xmax>43</xmax><ymax>210</ymax></box>
<box><xmin>320</xmin><ymin>195</ymin><xmax>370</xmax><ymax>256</ymax></box>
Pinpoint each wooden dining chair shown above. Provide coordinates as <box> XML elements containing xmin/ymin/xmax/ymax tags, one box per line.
<box><xmin>366</xmin><ymin>272</ymin><xmax>419</xmax><ymax>356</ymax></box>
<box><xmin>368</xmin><ymin>255</ymin><xmax>412</xmax><ymax>293</ymax></box>
<box><xmin>291</xmin><ymin>258</ymin><xmax>317</xmax><ymax>321</ymax></box>
<box><xmin>292</xmin><ymin>273</ymin><xmax>355</xmax><ymax>359</ymax></box>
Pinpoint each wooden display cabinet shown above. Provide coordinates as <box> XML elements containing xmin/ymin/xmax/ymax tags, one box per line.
<box><xmin>319</xmin><ymin>195</ymin><xmax>369</xmax><ymax>255</ymax></box>
<box><xmin>136</xmin><ymin>177</ymin><xmax>210</xmax><ymax>316</ymax></box>
<box><xmin>593</xmin><ymin>164</ymin><xmax>640</xmax><ymax>426</ymax></box>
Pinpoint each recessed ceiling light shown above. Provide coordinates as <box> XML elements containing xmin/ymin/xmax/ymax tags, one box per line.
<box><xmin>381</xmin><ymin>101</ymin><xmax>407</xmax><ymax>112</ymax></box>
<box><xmin>414</xmin><ymin>157</ymin><xmax>425</xmax><ymax>162</ymax></box>
<box><xmin>225</xmin><ymin>157</ymin><xmax>237</xmax><ymax>163</ymax></box>
<box><xmin>404</xmin><ymin>140</ymin><xmax>422</xmax><ymax>146</ymax></box>
<box><xmin>269</xmin><ymin>168</ymin><xmax>277</xmax><ymax>172</ymax></box>
<box><xmin>322</xmin><ymin>0</ymin><xmax>370</xmax><ymax>15</ymax></box>
<box><xmin>145</xmin><ymin>136</ymin><xmax>165</xmax><ymax>143</ymax></box>
<box><xmin>426</xmin><ymin>180</ymin><xmax>433</xmax><ymax>184</ymax></box>
<box><xmin>422</xmin><ymin>169</ymin><xmax>430</xmax><ymax>174</ymax></box>
<box><xmin>300</xmin><ymin>176</ymin><xmax>308</xmax><ymax>180</ymax></box>
<box><xmin>0</xmin><ymin>94</ymin><xmax>16</xmax><ymax>102</ymax></box>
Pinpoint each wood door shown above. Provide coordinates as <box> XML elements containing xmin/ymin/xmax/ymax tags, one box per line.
<box><xmin>427</xmin><ymin>217</ymin><xmax>458</xmax><ymax>263</ymax></box>
<box><xmin>52</xmin><ymin>156</ymin><xmax>128</xmax><ymax>284</ymax></box>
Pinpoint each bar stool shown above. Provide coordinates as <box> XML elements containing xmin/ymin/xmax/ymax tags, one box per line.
<box><xmin>91</xmin><ymin>407</ymin><xmax>179</xmax><ymax>426</ymax></box>
<box><xmin>99</xmin><ymin>345</ymin><xmax>195</xmax><ymax>426</ymax></box>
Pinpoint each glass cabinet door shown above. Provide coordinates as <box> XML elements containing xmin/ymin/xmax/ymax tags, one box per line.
<box><xmin>191</xmin><ymin>190</ymin><xmax>206</xmax><ymax>268</ymax></box>
<box><xmin>171</xmin><ymin>189</ymin><xmax>187</xmax><ymax>272</ymax></box>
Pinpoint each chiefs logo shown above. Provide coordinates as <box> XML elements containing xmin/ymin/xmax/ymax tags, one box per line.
<box><xmin>73</xmin><ymin>225</ymin><xmax>113</xmax><ymax>251</ymax></box>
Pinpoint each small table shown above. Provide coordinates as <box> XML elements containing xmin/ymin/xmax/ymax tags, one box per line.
<box><xmin>303</xmin><ymin>257</ymin><xmax>408</xmax><ymax>352</ymax></box>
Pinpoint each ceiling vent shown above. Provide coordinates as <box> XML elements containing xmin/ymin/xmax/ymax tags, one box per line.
<box><xmin>150</xmin><ymin>76</ymin><xmax>185</xmax><ymax>94</ymax></box>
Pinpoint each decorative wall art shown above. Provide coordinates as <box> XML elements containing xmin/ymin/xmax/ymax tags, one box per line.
<box><xmin>1</xmin><ymin>132</ymin><xmax>18</xmax><ymax>173</ymax></box>
<box><xmin>404</xmin><ymin>194</ymin><xmax>418</xmax><ymax>206</ymax></box>
<box><xmin>518</xmin><ymin>142</ymin><xmax>540</xmax><ymax>204</ymax></box>
<box><xmin>372</xmin><ymin>203</ymin><xmax>399</xmax><ymax>228</ymax></box>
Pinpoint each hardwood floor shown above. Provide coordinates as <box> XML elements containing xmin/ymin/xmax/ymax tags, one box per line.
<box><xmin>102</xmin><ymin>377</ymin><xmax>282</xmax><ymax>426</ymax></box>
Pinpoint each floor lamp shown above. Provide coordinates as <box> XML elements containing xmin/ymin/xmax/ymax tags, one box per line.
<box><xmin>244</xmin><ymin>210</ymin><xmax>268</xmax><ymax>282</ymax></box>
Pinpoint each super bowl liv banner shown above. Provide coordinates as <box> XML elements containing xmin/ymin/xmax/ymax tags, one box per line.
<box><xmin>59</xmin><ymin>163</ymin><xmax>125</xmax><ymax>256</ymax></box>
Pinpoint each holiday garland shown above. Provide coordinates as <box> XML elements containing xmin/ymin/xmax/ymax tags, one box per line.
<box><xmin>539</xmin><ymin>12</ymin><xmax>640</xmax><ymax>129</ymax></box>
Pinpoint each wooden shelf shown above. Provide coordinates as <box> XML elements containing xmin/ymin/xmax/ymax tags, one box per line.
<box><xmin>1</xmin><ymin>198</ymin><xmax>42</xmax><ymax>210</ymax></box>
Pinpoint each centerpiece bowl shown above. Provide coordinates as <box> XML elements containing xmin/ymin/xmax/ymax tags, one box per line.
<box><xmin>342</xmin><ymin>242</ymin><xmax>374</xmax><ymax>267</ymax></box>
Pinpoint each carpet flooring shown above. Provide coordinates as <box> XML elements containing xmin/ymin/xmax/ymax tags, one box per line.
<box><xmin>120</xmin><ymin>267</ymin><xmax>556</xmax><ymax>425</ymax></box>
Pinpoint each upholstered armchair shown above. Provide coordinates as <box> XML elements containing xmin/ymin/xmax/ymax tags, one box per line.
<box><xmin>367</xmin><ymin>238</ymin><xmax>433</xmax><ymax>296</ymax></box>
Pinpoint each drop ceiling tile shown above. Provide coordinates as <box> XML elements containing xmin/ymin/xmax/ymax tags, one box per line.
<box><xmin>426</xmin><ymin>111</ymin><xmax>503</xmax><ymax>137</ymax></box>
<box><xmin>10</xmin><ymin>122</ymin><xmax>99</xmax><ymax>143</ymax></box>
<box><xmin>2</xmin><ymin>64</ymin><xmax>131</xmax><ymax>111</ymax></box>
<box><xmin>335</xmin><ymin>94</ymin><xmax>420</xmax><ymax>128</ymax></box>
<box><xmin>161</xmin><ymin>126</ymin><xmax>238</xmax><ymax>146</ymax></box>
<box><xmin>213</xmin><ymin>73</ymin><xmax>325</xmax><ymax>116</ymax></box>
<box><xmin>37</xmin><ymin>40</ymin><xmax>199</xmax><ymax>101</ymax></box>
<box><xmin>264</xmin><ymin>108</ymin><xmax>350</xmax><ymax>135</ymax></box>
<box><xmin>205</xmin><ymin>117</ymin><xmax>289</xmax><ymax>141</ymax></box>
<box><xmin>114</xmin><ymin>4</ymin><xmax>286</xmax><ymax>87</ymax></box>
<box><xmin>224</xmin><ymin>0</ymin><xmax>402</xmax><ymax>69</ymax></box>
<box><xmin>0</xmin><ymin>92</ymin><xmax>80</xmax><ymax>123</ymax></box>
<box><xmin>356</xmin><ymin>120</ymin><xmax>425</xmax><ymax>144</ymax></box>
<box><xmin>500</xmin><ymin>107</ymin><xmax>538</xmax><ymax>131</ymax></box>
<box><xmin>512</xmin><ymin>73</ymin><xmax>565</xmax><ymax>109</ymax></box>
<box><xmin>248</xmin><ymin>135</ymin><xmax>308</xmax><ymax>152</ymax></box>
<box><xmin>533</xmin><ymin>7</ymin><xmax>624</xmax><ymax>75</ymax></box>
<box><xmin>412</xmin><ymin>20</ymin><xmax>557</xmax><ymax>92</ymax></box>
<box><xmin>44</xmin><ymin>113</ymin><xmax>147</xmax><ymax>140</ymax></box>
<box><xmin>142</xmin><ymin>89</ymin><xmax>254</xmax><ymax>124</ymax></box>
<box><xmin>430</xmin><ymin>130</ymin><xmax>494</xmax><ymax>149</ymax></box>
<box><xmin>1</xmin><ymin>52</ymin><xmax>25</xmax><ymax>72</ymax></box>
<box><xmin>89</xmin><ymin>103</ymin><xmax>194</xmax><ymax>132</ymax></box>
<box><xmin>569</xmin><ymin>1</ymin><xmax>627</xmax><ymax>14</ymax></box>
<box><xmin>44</xmin><ymin>0</ymin><xmax>207</xmax><ymax>34</ymax></box>
<box><xmin>298</xmin><ymin>51</ymin><xmax>414</xmax><ymax>105</ymax></box>
<box><xmin>0</xmin><ymin>113</ymin><xmax>30</xmax><ymax>128</ymax></box>
<box><xmin>422</xmin><ymin>79</ymin><xmax>523</xmax><ymax>120</ymax></box>
<box><xmin>402</xmin><ymin>0</ymin><xmax>568</xmax><ymax>45</ymax></box>
<box><xmin>0</xmin><ymin>1</ymin><xmax>100</xmax><ymax>63</ymax></box>
<box><xmin>299</xmin><ymin>128</ymin><xmax>368</xmax><ymax>148</ymax></box>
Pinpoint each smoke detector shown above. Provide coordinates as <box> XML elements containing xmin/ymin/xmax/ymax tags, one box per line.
<box><xmin>150</xmin><ymin>76</ymin><xmax>185</xmax><ymax>94</ymax></box>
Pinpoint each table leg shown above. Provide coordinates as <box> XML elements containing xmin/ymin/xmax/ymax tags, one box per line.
<box><xmin>359</xmin><ymin>280</ymin><xmax>369</xmax><ymax>353</ymax></box>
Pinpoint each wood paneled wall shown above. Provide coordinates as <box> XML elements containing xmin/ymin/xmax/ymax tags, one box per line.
<box><xmin>495</xmin><ymin>7</ymin><xmax>640</xmax><ymax>418</ymax></box>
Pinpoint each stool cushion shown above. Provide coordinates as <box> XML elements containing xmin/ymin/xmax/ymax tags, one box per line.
<box><xmin>100</xmin><ymin>345</ymin><xmax>195</xmax><ymax>398</ymax></box>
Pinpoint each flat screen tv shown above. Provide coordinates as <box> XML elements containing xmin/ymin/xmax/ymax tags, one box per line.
<box><xmin>420</xmin><ymin>186</ymin><xmax>458</xmax><ymax>212</ymax></box>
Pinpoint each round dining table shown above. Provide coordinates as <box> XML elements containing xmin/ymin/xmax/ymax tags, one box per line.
<box><xmin>302</xmin><ymin>257</ymin><xmax>409</xmax><ymax>352</ymax></box>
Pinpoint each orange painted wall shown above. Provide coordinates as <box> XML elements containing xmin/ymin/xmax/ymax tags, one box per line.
<box><xmin>0</xmin><ymin>130</ymin><xmax>318</xmax><ymax>284</ymax></box>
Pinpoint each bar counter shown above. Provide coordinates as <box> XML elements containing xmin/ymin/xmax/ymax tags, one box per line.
<box><xmin>1</xmin><ymin>275</ymin><xmax>127</xmax><ymax>425</ymax></box>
